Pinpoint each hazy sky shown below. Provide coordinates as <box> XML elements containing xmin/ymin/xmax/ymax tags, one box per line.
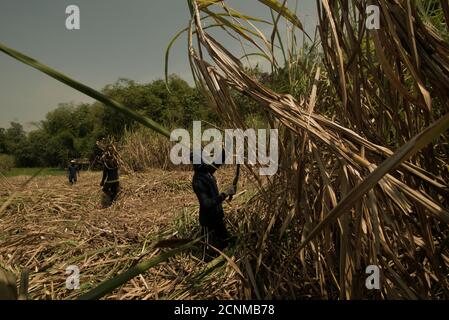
<box><xmin>0</xmin><ymin>0</ymin><xmax>317</xmax><ymax>129</ymax></box>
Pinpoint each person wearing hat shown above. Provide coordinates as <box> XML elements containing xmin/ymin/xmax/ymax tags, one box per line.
<box><xmin>191</xmin><ymin>150</ymin><xmax>236</xmax><ymax>260</ymax></box>
<box><xmin>68</xmin><ymin>160</ymin><xmax>78</xmax><ymax>185</ymax></box>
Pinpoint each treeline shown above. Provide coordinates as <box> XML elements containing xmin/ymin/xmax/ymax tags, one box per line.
<box><xmin>0</xmin><ymin>75</ymin><xmax>219</xmax><ymax>168</ymax></box>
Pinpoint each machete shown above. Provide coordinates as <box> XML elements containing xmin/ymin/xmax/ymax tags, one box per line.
<box><xmin>229</xmin><ymin>164</ymin><xmax>240</xmax><ymax>201</ymax></box>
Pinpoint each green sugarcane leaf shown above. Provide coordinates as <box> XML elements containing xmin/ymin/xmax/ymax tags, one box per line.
<box><xmin>257</xmin><ymin>0</ymin><xmax>310</xmax><ymax>38</ymax></box>
<box><xmin>0</xmin><ymin>43</ymin><xmax>172</xmax><ymax>140</ymax></box>
<box><xmin>78</xmin><ymin>239</ymin><xmax>199</xmax><ymax>300</ymax></box>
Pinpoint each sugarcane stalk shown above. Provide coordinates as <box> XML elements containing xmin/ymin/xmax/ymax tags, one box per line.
<box><xmin>77</xmin><ymin>239</ymin><xmax>199</xmax><ymax>300</ymax></box>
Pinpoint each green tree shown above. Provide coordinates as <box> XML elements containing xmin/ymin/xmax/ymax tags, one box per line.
<box><xmin>0</xmin><ymin>128</ymin><xmax>7</xmax><ymax>153</ymax></box>
<box><xmin>1</xmin><ymin>74</ymin><xmax>226</xmax><ymax>168</ymax></box>
<box><xmin>5</xmin><ymin>122</ymin><xmax>26</xmax><ymax>155</ymax></box>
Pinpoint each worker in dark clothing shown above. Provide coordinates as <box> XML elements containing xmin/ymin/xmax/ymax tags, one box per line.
<box><xmin>191</xmin><ymin>151</ymin><xmax>236</xmax><ymax>260</ymax></box>
<box><xmin>100</xmin><ymin>157</ymin><xmax>120</xmax><ymax>206</ymax></box>
<box><xmin>68</xmin><ymin>161</ymin><xmax>78</xmax><ymax>185</ymax></box>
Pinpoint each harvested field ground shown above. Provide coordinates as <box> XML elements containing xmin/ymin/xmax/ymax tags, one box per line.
<box><xmin>0</xmin><ymin>168</ymin><xmax>250</xmax><ymax>300</ymax></box>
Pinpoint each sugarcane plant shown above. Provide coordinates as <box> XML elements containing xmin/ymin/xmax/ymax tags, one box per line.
<box><xmin>0</xmin><ymin>0</ymin><xmax>448</xmax><ymax>300</ymax></box>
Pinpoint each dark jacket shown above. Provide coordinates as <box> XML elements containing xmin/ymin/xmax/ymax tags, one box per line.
<box><xmin>192</xmin><ymin>166</ymin><xmax>227</xmax><ymax>227</ymax></box>
<box><xmin>68</xmin><ymin>164</ymin><xmax>78</xmax><ymax>178</ymax></box>
<box><xmin>101</xmin><ymin>163</ymin><xmax>119</xmax><ymax>185</ymax></box>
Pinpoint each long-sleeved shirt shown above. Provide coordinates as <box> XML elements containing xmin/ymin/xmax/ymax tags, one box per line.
<box><xmin>68</xmin><ymin>164</ymin><xmax>78</xmax><ymax>178</ymax></box>
<box><xmin>192</xmin><ymin>170</ymin><xmax>226</xmax><ymax>227</ymax></box>
<box><xmin>101</xmin><ymin>163</ymin><xmax>119</xmax><ymax>184</ymax></box>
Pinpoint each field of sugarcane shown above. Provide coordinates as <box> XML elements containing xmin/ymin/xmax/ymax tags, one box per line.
<box><xmin>1</xmin><ymin>0</ymin><xmax>449</xmax><ymax>300</ymax></box>
<box><xmin>0</xmin><ymin>168</ymin><xmax>256</xmax><ymax>299</ymax></box>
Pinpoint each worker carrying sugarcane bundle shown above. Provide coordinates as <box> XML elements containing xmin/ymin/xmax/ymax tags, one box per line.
<box><xmin>96</xmin><ymin>139</ymin><xmax>121</xmax><ymax>207</ymax></box>
<box><xmin>190</xmin><ymin>149</ymin><xmax>238</xmax><ymax>261</ymax></box>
